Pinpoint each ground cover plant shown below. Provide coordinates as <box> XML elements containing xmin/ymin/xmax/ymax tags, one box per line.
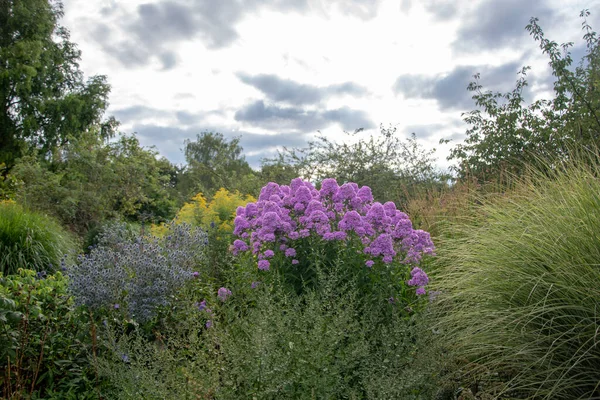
<box><xmin>433</xmin><ymin>159</ymin><xmax>600</xmax><ymax>399</ymax></box>
<box><xmin>0</xmin><ymin>202</ymin><xmax>75</xmax><ymax>275</ymax></box>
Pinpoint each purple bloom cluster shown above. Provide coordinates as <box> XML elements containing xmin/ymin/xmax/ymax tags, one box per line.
<box><xmin>232</xmin><ymin>178</ymin><xmax>434</xmax><ymax>293</ymax></box>
<box><xmin>407</xmin><ymin>267</ymin><xmax>429</xmax><ymax>296</ymax></box>
<box><xmin>217</xmin><ymin>287</ymin><xmax>232</xmax><ymax>302</ymax></box>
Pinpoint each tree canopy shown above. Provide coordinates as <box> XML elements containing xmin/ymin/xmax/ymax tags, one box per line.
<box><xmin>0</xmin><ymin>0</ymin><xmax>116</xmax><ymax>173</ymax></box>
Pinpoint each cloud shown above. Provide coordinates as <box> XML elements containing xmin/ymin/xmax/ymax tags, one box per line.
<box><xmin>234</xmin><ymin>100</ymin><xmax>375</xmax><ymax>132</ymax></box>
<box><xmin>87</xmin><ymin>0</ymin><xmax>382</xmax><ymax>69</ymax></box>
<box><xmin>453</xmin><ymin>0</ymin><xmax>555</xmax><ymax>53</ymax></box>
<box><xmin>394</xmin><ymin>61</ymin><xmax>523</xmax><ymax>110</ymax></box>
<box><xmin>399</xmin><ymin>0</ymin><xmax>459</xmax><ymax>20</ymax></box>
<box><xmin>237</xmin><ymin>73</ymin><xmax>369</xmax><ymax>105</ymax></box>
<box><xmin>112</xmin><ymin>105</ymin><xmax>171</xmax><ymax>121</ymax></box>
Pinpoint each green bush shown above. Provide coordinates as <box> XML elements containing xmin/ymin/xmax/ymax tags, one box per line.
<box><xmin>0</xmin><ymin>269</ymin><xmax>97</xmax><ymax>399</ymax></box>
<box><xmin>94</xmin><ymin>262</ymin><xmax>449</xmax><ymax>399</ymax></box>
<box><xmin>434</xmin><ymin>161</ymin><xmax>600</xmax><ymax>398</ymax></box>
<box><xmin>0</xmin><ymin>203</ymin><xmax>75</xmax><ymax>275</ymax></box>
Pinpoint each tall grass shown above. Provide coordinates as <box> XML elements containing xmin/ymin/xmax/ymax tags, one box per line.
<box><xmin>0</xmin><ymin>203</ymin><xmax>75</xmax><ymax>275</ymax></box>
<box><xmin>433</xmin><ymin>160</ymin><xmax>600</xmax><ymax>398</ymax></box>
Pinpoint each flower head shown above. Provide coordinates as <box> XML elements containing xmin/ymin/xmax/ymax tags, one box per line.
<box><xmin>217</xmin><ymin>287</ymin><xmax>232</xmax><ymax>302</ymax></box>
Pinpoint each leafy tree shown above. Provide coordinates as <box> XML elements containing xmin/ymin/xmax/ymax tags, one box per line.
<box><xmin>10</xmin><ymin>131</ymin><xmax>177</xmax><ymax>235</ymax></box>
<box><xmin>264</xmin><ymin>126</ymin><xmax>446</xmax><ymax>205</ymax></box>
<box><xmin>0</xmin><ymin>0</ymin><xmax>116</xmax><ymax>174</ymax></box>
<box><xmin>448</xmin><ymin>10</ymin><xmax>600</xmax><ymax>182</ymax></box>
<box><xmin>178</xmin><ymin>132</ymin><xmax>260</xmax><ymax>198</ymax></box>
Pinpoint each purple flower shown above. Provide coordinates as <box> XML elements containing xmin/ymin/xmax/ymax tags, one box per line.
<box><xmin>232</xmin><ymin>239</ymin><xmax>249</xmax><ymax>255</ymax></box>
<box><xmin>192</xmin><ymin>271</ymin><xmax>199</xmax><ymax>278</ymax></box>
<box><xmin>205</xmin><ymin>320</ymin><xmax>213</xmax><ymax>328</ymax></box>
<box><xmin>264</xmin><ymin>249</ymin><xmax>275</xmax><ymax>258</ymax></box>
<box><xmin>292</xmin><ymin>259</ymin><xmax>299</xmax><ymax>265</ymax></box>
<box><xmin>357</xmin><ymin>186</ymin><xmax>373</xmax><ymax>203</ymax></box>
<box><xmin>416</xmin><ymin>287</ymin><xmax>426</xmax><ymax>296</ymax></box>
<box><xmin>251</xmin><ymin>281</ymin><xmax>261</xmax><ymax>289</ymax></box>
<box><xmin>408</xmin><ymin>267</ymin><xmax>429</xmax><ymax>287</ymax></box>
<box><xmin>258</xmin><ymin>259</ymin><xmax>270</xmax><ymax>271</ymax></box>
<box><xmin>114</xmin><ymin>303</ymin><xmax>120</xmax><ymax>309</ymax></box>
<box><xmin>285</xmin><ymin>248</ymin><xmax>296</xmax><ymax>257</ymax></box>
<box><xmin>217</xmin><ymin>287</ymin><xmax>232</xmax><ymax>301</ymax></box>
<box><xmin>196</xmin><ymin>300</ymin><xmax>207</xmax><ymax>311</ymax></box>
<box><xmin>258</xmin><ymin>182</ymin><xmax>281</xmax><ymax>202</ymax></box>
<box><xmin>320</xmin><ymin>178</ymin><xmax>339</xmax><ymax>197</ymax></box>
<box><xmin>365</xmin><ymin>260</ymin><xmax>375</xmax><ymax>268</ymax></box>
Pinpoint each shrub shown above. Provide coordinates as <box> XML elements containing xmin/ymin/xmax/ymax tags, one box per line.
<box><xmin>232</xmin><ymin>178</ymin><xmax>435</xmax><ymax>307</ymax></box>
<box><xmin>0</xmin><ymin>269</ymin><xmax>97</xmax><ymax>399</ymax></box>
<box><xmin>0</xmin><ymin>203</ymin><xmax>75</xmax><ymax>275</ymax></box>
<box><xmin>434</xmin><ymin>161</ymin><xmax>600</xmax><ymax>398</ymax></box>
<box><xmin>67</xmin><ymin>221</ymin><xmax>207</xmax><ymax>324</ymax></box>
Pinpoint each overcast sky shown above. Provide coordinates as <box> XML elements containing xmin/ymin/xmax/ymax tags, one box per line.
<box><xmin>60</xmin><ymin>0</ymin><xmax>600</xmax><ymax>170</ymax></box>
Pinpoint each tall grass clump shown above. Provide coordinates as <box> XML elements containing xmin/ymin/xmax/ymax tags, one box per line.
<box><xmin>434</xmin><ymin>160</ymin><xmax>600</xmax><ymax>399</ymax></box>
<box><xmin>0</xmin><ymin>202</ymin><xmax>75</xmax><ymax>275</ymax></box>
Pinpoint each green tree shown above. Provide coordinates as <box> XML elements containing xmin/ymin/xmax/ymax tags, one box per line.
<box><xmin>178</xmin><ymin>132</ymin><xmax>260</xmax><ymax>197</ymax></box>
<box><xmin>264</xmin><ymin>126</ymin><xmax>446</xmax><ymax>205</ymax></box>
<box><xmin>10</xmin><ymin>131</ymin><xmax>177</xmax><ymax>235</ymax></box>
<box><xmin>448</xmin><ymin>10</ymin><xmax>600</xmax><ymax>182</ymax></box>
<box><xmin>0</xmin><ymin>0</ymin><xmax>116</xmax><ymax>174</ymax></box>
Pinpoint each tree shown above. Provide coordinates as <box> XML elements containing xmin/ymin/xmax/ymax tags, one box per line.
<box><xmin>448</xmin><ymin>10</ymin><xmax>600</xmax><ymax>182</ymax></box>
<box><xmin>10</xmin><ymin>131</ymin><xmax>178</xmax><ymax>235</ymax></box>
<box><xmin>178</xmin><ymin>132</ymin><xmax>260</xmax><ymax>198</ymax></box>
<box><xmin>264</xmin><ymin>126</ymin><xmax>446</xmax><ymax>205</ymax></box>
<box><xmin>0</xmin><ymin>0</ymin><xmax>116</xmax><ymax>174</ymax></box>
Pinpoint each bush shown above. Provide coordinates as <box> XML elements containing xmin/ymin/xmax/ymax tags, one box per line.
<box><xmin>217</xmin><ymin>266</ymin><xmax>447</xmax><ymax>399</ymax></box>
<box><xmin>232</xmin><ymin>178</ymin><xmax>435</xmax><ymax>306</ymax></box>
<box><xmin>0</xmin><ymin>269</ymin><xmax>97</xmax><ymax>399</ymax></box>
<box><xmin>434</xmin><ymin>161</ymin><xmax>600</xmax><ymax>398</ymax></box>
<box><xmin>0</xmin><ymin>203</ymin><xmax>75</xmax><ymax>275</ymax></box>
<box><xmin>67</xmin><ymin>221</ymin><xmax>207</xmax><ymax>324</ymax></box>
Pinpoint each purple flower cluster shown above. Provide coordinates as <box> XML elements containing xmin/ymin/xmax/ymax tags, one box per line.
<box><xmin>232</xmin><ymin>178</ymin><xmax>434</xmax><ymax>293</ymax></box>
<box><xmin>407</xmin><ymin>267</ymin><xmax>429</xmax><ymax>296</ymax></box>
<box><xmin>217</xmin><ymin>287</ymin><xmax>232</xmax><ymax>302</ymax></box>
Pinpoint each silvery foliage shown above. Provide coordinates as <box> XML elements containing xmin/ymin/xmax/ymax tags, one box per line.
<box><xmin>68</xmin><ymin>221</ymin><xmax>207</xmax><ymax>323</ymax></box>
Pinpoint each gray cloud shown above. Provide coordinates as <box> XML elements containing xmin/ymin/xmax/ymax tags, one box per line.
<box><xmin>159</xmin><ymin>51</ymin><xmax>178</xmax><ymax>70</ymax></box>
<box><xmin>453</xmin><ymin>0</ymin><xmax>555</xmax><ymax>53</ymax></box>
<box><xmin>404</xmin><ymin>123</ymin><xmax>448</xmax><ymax>140</ymax></box>
<box><xmin>89</xmin><ymin>0</ymin><xmax>381</xmax><ymax>69</ymax></box>
<box><xmin>400</xmin><ymin>0</ymin><xmax>458</xmax><ymax>21</ymax></box>
<box><xmin>394</xmin><ymin>61</ymin><xmax>523</xmax><ymax>110</ymax></box>
<box><xmin>237</xmin><ymin>73</ymin><xmax>369</xmax><ymax>105</ymax></box>
<box><xmin>235</xmin><ymin>100</ymin><xmax>375</xmax><ymax>132</ymax></box>
<box><xmin>112</xmin><ymin>105</ymin><xmax>171</xmax><ymax>121</ymax></box>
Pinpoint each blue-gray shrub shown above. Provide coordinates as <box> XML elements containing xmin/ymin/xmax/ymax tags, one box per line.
<box><xmin>68</xmin><ymin>222</ymin><xmax>207</xmax><ymax>323</ymax></box>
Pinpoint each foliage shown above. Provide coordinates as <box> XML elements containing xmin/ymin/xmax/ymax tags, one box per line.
<box><xmin>94</xmin><ymin>262</ymin><xmax>448</xmax><ymax>400</ymax></box>
<box><xmin>9</xmin><ymin>131</ymin><xmax>178</xmax><ymax>236</ymax></box>
<box><xmin>434</xmin><ymin>158</ymin><xmax>600</xmax><ymax>398</ymax></box>
<box><xmin>0</xmin><ymin>0</ymin><xmax>117</xmax><ymax>172</ymax></box>
<box><xmin>449</xmin><ymin>11</ymin><xmax>600</xmax><ymax>182</ymax></box>
<box><xmin>151</xmin><ymin>188</ymin><xmax>256</xmax><ymax>284</ymax></box>
<box><xmin>178</xmin><ymin>132</ymin><xmax>261</xmax><ymax>198</ymax></box>
<box><xmin>0</xmin><ymin>202</ymin><xmax>75</xmax><ymax>275</ymax></box>
<box><xmin>265</xmin><ymin>126</ymin><xmax>448</xmax><ymax>205</ymax></box>
<box><xmin>67</xmin><ymin>221</ymin><xmax>207</xmax><ymax>324</ymax></box>
<box><xmin>160</xmin><ymin>188</ymin><xmax>256</xmax><ymax>234</ymax></box>
<box><xmin>232</xmin><ymin>178</ymin><xmax>435</xmax><ymax>308</ymax></box>
<box><xmin>216</xmin><ymin>268</ymin><xmax>446</xmax><ymax>399</ymax></box>
<box><xmin>0</xmin><ymin>269</ymin><xmax>97</xmax><ymax>399</ymax></box>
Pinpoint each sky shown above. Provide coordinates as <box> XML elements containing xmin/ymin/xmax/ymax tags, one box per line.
<box><xmin>60</xmin><ymin>0</ymin><xmax>600</xmax><ymax>170</ymax></box>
